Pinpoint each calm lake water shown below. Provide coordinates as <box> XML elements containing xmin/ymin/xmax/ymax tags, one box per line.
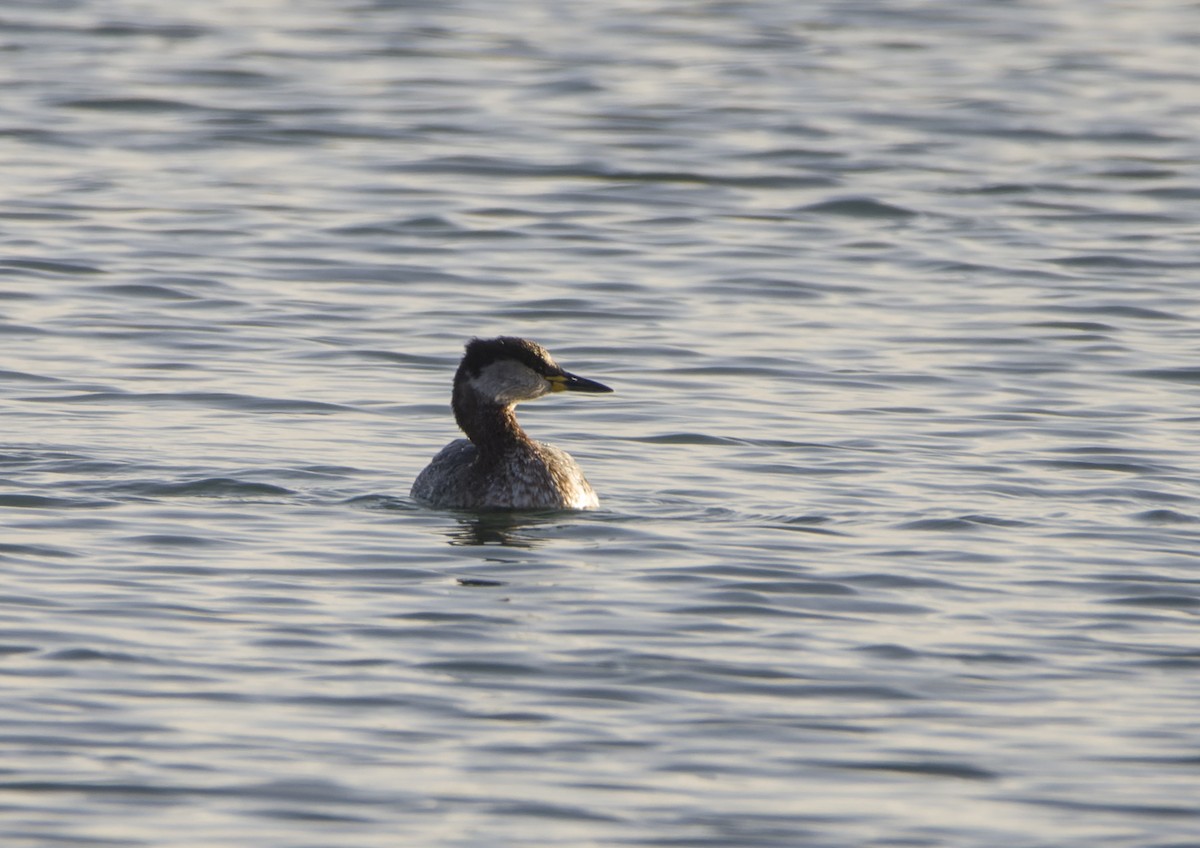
<box><xmin>2</xmin><ymin>1</ymin><xmax>1199</xmax><ymax>846</ymax></box>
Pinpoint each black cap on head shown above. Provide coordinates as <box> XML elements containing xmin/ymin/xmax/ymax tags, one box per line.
<box><xmin>459</xmin><ymin>336</ymin><xmax>559</xmax><ymax>378</ymax></box>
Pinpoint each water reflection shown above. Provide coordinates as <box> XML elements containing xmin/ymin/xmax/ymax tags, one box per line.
<box><xmin>444</xmin><ymin>511</ymin><xmax>563</xmax><ymax>547</ymax></box>
<box><xmin>349</xmin><ymin>494</ymin><xmax>564</xmax><ymax>547</ymax></box>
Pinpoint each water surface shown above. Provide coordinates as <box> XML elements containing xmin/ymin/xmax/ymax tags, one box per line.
<box><xmin>2</xmin><ymin>1</ymin><xmax>1199</xmax><ymax>846</ymax></box>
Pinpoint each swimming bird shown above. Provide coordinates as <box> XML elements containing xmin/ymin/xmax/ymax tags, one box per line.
<box><xmin>410</xmin><ymin>337</ymin><xmax>613</xmax><ymax>510</ymax></box>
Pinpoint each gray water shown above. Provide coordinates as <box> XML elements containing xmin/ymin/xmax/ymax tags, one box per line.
<box><xmin>2</xmin><ymin>1</ymin><xmax>1199</xmax><ymax>846</ymax></box>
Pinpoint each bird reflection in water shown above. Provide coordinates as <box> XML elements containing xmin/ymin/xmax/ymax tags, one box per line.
<box><xmin>443</xmin><ymin>511</ymin><xmax>564</xmax><ymax>548</ymax></box>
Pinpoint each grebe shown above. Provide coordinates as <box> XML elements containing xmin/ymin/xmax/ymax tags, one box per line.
<box><xmin>410</xmin><ymin>337</ymin><xmax>613</xmax><ymax>510</ymax></box>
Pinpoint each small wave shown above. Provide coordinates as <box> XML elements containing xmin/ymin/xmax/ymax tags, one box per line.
<box><xmin>344</xmin><ymin>349</ymin><xmax>445</xmax><ymax>366</ymax></box>
<box><xmin>122</xmin><ymin>534</ymin><xmax>226</xmax><ymax>548</ymax></box>
<box><xmin>24</xmin><ymin>391</ymin><xmax>353</xmax><ymax>413</ymax></box>
<box><xmin>668</xmin><ymin>603</ymin><xmax>841</xmax><ymax>620</ymax></box>
<box><xmin>0</xmin><ymin>494</ymin><xmax>110</xmax><ymax>509</ymax></box>
<box><xmin>96</xmin><ymin>284</ymin><xmax>204</xmax><ymax>301</ymax></box>
<box><xmin>1050</xmin><ymin>254</ymin><xmax>1194</xmax><ymax>269</ymax></box>
<box><xmin>1133</xmin><ymin>509</ymin><xmax>1199</xmax><ymax>524</ymax></box>
<box><xmin>57</xmin><ymin>96</ymin><xmax>205</xmax><ymax>113</ymax></box>
<box><xmin>488</xmin><ymin>801</ymin><xmax>621</xmax><ymax>823</ymax></box>
<box><xmin>897</xmin><ymin>516</ymin><xmax>992</xmax><ymax>532</ymax></box>
<box><xmin>1104</xmin><ymin>595</ymin><xmax>1200</xmax><ymax>610</ymax></box>
<box><xmin>634</xmin><ymin>433</ymin><xmax>746</xmax><ymax>446</ymax></box>
<box><xmin>822</xmin><ymin>759</ymin><xmax>998</xmax><ymax>781</ymax></box>
<box><xmin>0</xmin><ymin>368</ymin><xmax>63</xmax><ymax>383</ymax></box>
<box><xmin>111</xmin><ymin>478</ymin><xmax>295</xmax><ymax>499</ymax></box>
<box><xmin>699</xmin><ymin>276</ymin><xmax>830</xmax><ymax>299</ymax></box>
<box><xmin>255</xmin><ymin>808</ymin><xmax>371</xmax><ymax>824</ymax></box>
<box><xmin>797</xmin><ymin>197</ymin><xmax>917</xmax><ymax>218</ymax></box>
<box><xmin>45</xmin><ymin>648</ymin><xmax>153</xmax><ymax>663</ymax></box>
<box><xmin>420</xmin><ymin>659</ymin><xmax>543</xmax><ymax>677</ymax></box>
<box><xmin>1026</xmin><ymin>320</ymin><xmax>1117</xmax><ymax>332</ymax></box>
<box><xmin>1020</xmin><ymin>797</ymin><xmax>1200</xmax><ymax>819</ymax></box>
<box><xmin>758</xmin><ymin>521</ymin><xmax>848</xmax><ymax>537</ymax></box>
<box><xmin>1029</xmin><ymin>459</ymin><xmax>1161</xmax><ymax>475</ymax></box>
<box><xmin>1053</xmin><ymin>305</ymin><xmax>1184</xmax><ymax>321</ymax></box>
<box><xmin>0</xmin><ymin>258</ymin><xmax>103</xmax><ymax>276</ymax></box>
<box><xmin>0</xmin><ymin>542</ymin><xmax>76</xmax><ymax>560</ymax></box>
<box><xmin>1127</xmin><ymin>367</ymin><xmax>1200</xmax><ymax>384</ymax></box>
<box><xmin>847</xmin><ymin>573</ymin><xmax>969</xmax><ymax>591</ymax></box>
<box><xmin>345</xmin><ymin>494</ymin><xmax>419</xmax><ymax>511</ymax></box>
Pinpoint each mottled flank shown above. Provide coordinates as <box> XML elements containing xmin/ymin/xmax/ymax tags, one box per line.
<box><xmin>410</xmin><ymin>438</ymin><xmax>599</xmax><ymax>510</ymax></box>
<box><xmin>411</xmin><ymin>337</ymin><xmax>611</xmax><ymax>510</ymax></box>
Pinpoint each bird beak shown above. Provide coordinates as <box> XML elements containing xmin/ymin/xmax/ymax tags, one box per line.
<box><xmin>547</xmin><ymin>371</ymin><xmax>613</xmax><ymax>394</ymax></box>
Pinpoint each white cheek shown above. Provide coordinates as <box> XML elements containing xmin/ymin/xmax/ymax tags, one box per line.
<box><xmin>472</xmin><ymin>362</ymin><xmax>549</xmax><ymax>404</ymax></box>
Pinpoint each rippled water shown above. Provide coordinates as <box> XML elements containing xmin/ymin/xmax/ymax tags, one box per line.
<box><xmin>3</xmin><ymin>1</ymin><xmax>1199</xmax><ymax>846</ymax></box>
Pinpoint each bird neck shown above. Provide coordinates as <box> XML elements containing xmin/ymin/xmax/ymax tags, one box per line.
<box><xmin>452</xmin><ymin>385</ymin><xmax>532</xmax><ymax>459</ymax></box>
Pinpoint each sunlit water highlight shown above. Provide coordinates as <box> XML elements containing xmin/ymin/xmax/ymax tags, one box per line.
<box><xmin>2</xmin><ymin>1</ymin><xmax>1199</xmax><ymax>846</ymax></box>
